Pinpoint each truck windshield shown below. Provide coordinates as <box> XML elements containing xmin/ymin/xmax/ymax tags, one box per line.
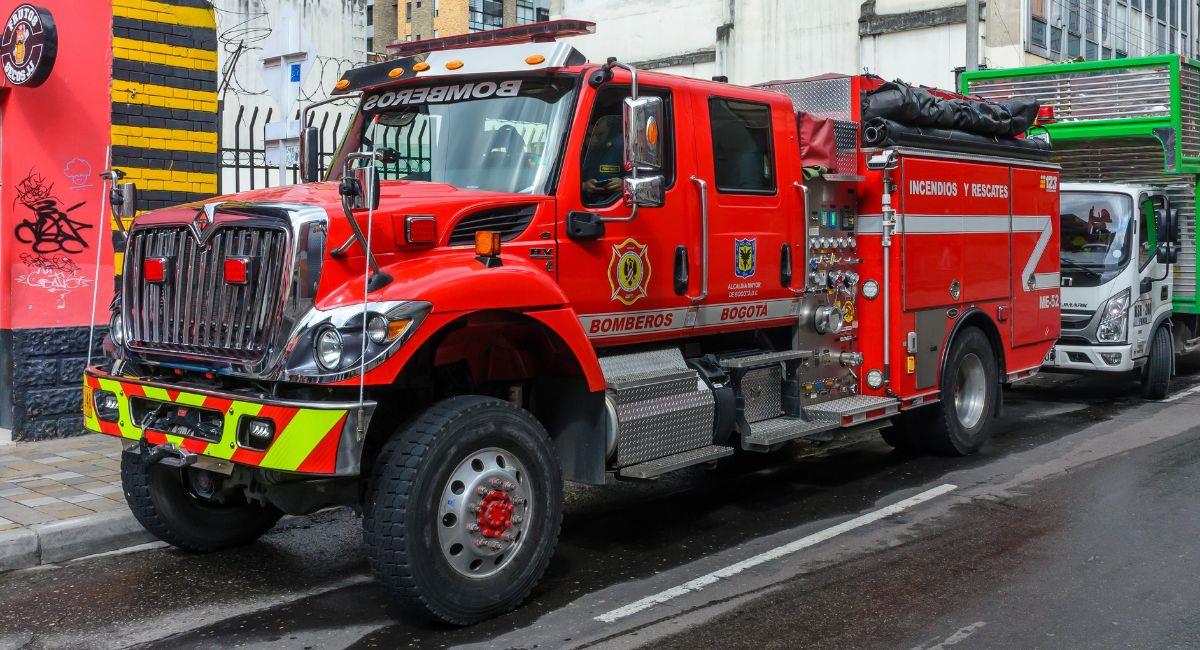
<box><xmin>339</xmin><ymin>77</ymin><xmax>577</xmax><ymax>194</ymax></box>
<box><xmin>1060</xmin><ymin>191</ymin><xmax>1134</xmax><ymax>288</ymax></box>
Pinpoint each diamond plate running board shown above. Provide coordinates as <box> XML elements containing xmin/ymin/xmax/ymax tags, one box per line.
<box><xmin>617</xmin><ymin>445</ymin><xmax>734</xmax><ymax>479</ymax></box>
<box><xmin>804</xmin><ymin>395</ymin><xmax>900</xmax><ymax>424</ymax></box>
<box><xmin>741</xmin><ymin>417</ymin><xmax>837</xmax><ymax>451</ymax></box>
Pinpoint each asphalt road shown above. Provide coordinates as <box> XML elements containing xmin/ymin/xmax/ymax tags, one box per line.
<box><xmin>2</xmin><ymin>364</ymin><xmax>1200</xmax><ymax>649</ymax></box>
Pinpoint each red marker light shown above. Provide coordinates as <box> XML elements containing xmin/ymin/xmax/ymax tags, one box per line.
<box><xmin>406</xmin><ymin>216</ymin><xmax>437</xmax><ymax>244</ymax></box>
<box><xmin>143</xmin><ymin>257</ymin><xmax>168</xmax><ymax>283</ymax></box>
<box><xmin>224</xmin><ymin>257</ymin><xmax>250</xmax><ymax>284</ymax></box>
<box><xmin>1036</xmin><ymin>104</ymin><xmax>1056</xmax><ymax>125</ymax></box>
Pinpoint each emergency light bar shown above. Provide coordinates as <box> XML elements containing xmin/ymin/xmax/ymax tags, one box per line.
<box><xmin>385</xmin><ymin>19</ymin><xmax>595</xmax><ymax>58</ymax></box>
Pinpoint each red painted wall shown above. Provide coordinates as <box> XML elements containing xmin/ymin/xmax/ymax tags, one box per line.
<box><xmin>0</xmin><ymin>1</ymin><xmax>113</xmax><ymax>330</ymax></box>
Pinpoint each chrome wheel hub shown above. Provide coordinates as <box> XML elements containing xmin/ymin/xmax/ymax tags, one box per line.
<box><xmin>954</xmin><ymin>353</ymin><xmax>987</xmax><ymax>430</ymax></box>
<box><xmin>437</xmin><ymin>447</ymin><xmax>532</xmax><ymax>579</ymax></box>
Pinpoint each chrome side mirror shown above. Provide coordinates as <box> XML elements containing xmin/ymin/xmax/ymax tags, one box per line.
<box><xmin>300</xmin><ymin>127</ymin><xmax>321</xmax><ymax>184</ymax></box>
<box><xmin>623</xmin><ymin>95</ymin><xmax>664</xmax><ymax>171</ymax></box>
<box><xmin>110</xmin><ymin>182</ymin><xmax>138</xmax><ymax>219</ymax></box>
<box><xmin>624</xmin><ymin>174</ymin><xmax>664</xmax><ymax>208</ymax></box>
<box><xmin>348</xmin><ymin>165</ymin><xmax>381</xmax><ymax>212</ymax></box>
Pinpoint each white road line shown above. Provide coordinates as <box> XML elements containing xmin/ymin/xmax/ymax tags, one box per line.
<box><xmin>1164</xmin><ymin>384</ymin><xmax>1200</xmax><ymax>402</ymax></box>
<box><xmin>594</xmin><ymin>483</ymin><xmax>958</xmax><ymax>624</ymax></box>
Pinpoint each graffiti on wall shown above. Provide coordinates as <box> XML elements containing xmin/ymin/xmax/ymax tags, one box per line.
<box><xmin>15</xmin><ymin>252</ymin><xmax>92</xmax><ymax>308</ymax></box>
<box><xmin>12</xmin><ymin>167</ymin><xmax>91</xmax><ymax>253</ymax></box>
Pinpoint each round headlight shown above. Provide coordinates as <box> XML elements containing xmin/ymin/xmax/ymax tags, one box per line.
<box><xmin>314</xmin><ymin>327</ymin><xmax>344</xmax><ymax>371</ymax></box>
<box><xmin>861</xmin><ymin>280</ymin><xmax>880</xmax><ymax>300</ymax></box>
<box><xmin>367</xmin><ymin>315</ymin><xmax>389</xmax><ymax>345</ymax></box>
<box><xmin>866</xmin><ymin>369</ymin><xmax>885</xmax><ymax>389</ymax></box>
<box><xmin>109</xmin><ymin>312</ymin><xmax>125</xmax><ymax>346</ymax></box>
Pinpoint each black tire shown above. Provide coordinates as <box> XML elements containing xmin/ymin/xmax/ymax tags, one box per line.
<box><xmin>363</xmin><ymin>396</ymin><xmax>563</xmax><ymax>625</ymax></box>
<box><xmin>919</xmin><ymin>327</ymin><xmax>999</xmax><ymax>456</ymax></box>
<box><xmin>120</xmin><ymin>450</ymin><xmax>283</xmax><ymax>552</ymax></box>
<box><xmin>879</xmin><ymin>410</ymin><xmax>927</xmax><ymax>454</ymax></box>
<box><xmin>1142</xmin><ymin>326</ymin><xmax>1172</xmax><ymax>400</ymax></box>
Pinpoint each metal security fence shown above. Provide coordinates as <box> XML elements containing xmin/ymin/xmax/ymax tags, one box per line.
<box><xmin>218</xmin><ymin>103</ymin><xmax>352</xmax><ymax>194</ymax></box>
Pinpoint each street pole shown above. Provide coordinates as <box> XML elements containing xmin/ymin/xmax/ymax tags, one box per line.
<box><xmin>965</xmin><ymin>0</ymin><xmax>980</xmax><ymax>71</ymax></box>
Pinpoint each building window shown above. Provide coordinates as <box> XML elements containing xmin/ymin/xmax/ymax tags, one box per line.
<box><xmin>406</xmin><ymin>2</ymin><xmax>411</xmax><ymax>20</ymax></box>
<box><xmin>708</xmin><ymin>98</ymin><xmax>775</xmax><ymax>194</ymax></box>
<box><xmin>516</xmin><ymin>0</ymin><xmax>536</xmax><ymax>24</ymax></box>
<box><xmin>367</xmin><ymin>4</ymin><xmax>374</xmax><ymax>26</ymax></box>
<box><xmin>367</xmin><ymin>37</ymin><xmax>375</xmax><ymax>52</ymax></box>
<box><xmin>1027</xmin><ymin>0</ymin><xmax>1193</xmax><ymax>61</ymax></box>
<box><xmin>469</xmin><ymin>0</ymin><xmax>503</xmax><ymax>31</ymax></box>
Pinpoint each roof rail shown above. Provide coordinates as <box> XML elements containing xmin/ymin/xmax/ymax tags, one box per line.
<box><xmin>385</xmin><ymin>19</ymin><xmax>595</xmax><ymax>58</ymax></box>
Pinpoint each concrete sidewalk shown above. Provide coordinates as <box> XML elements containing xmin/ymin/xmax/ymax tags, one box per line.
<box><xmin>0</xmin><ymin>435</ymin><xmax>153</xmax><ymax>571</ymax></box>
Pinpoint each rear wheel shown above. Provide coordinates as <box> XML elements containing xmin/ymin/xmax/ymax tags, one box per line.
<box><xmin>919</xmin><ymin>327</ymin><xmax>999</xmax><ymax>456</ymax></box>
<box><xmin>363</xmin><ymin>396</ymin><xmax>563</xmax><ymax>625</ymax></box>
<box><xmin>120</xmin><ymin>450</ymin><xmax>282</xmax><ymax>552</ymax></box>
<box><xmin>1141</xmin><ymin>326</ymin><xmax>1172</xmax><ymax>400</ymax></box>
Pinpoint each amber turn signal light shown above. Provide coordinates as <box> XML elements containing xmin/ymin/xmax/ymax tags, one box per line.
<box><xmin>475</xmin><ymin>230</ymin><xmax>501</xmax><ymax>257</ymax></box>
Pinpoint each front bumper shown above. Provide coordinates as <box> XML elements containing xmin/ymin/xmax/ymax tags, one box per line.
<box><xmin>1042</xmin><ymin>343</ymin><xmax>1137</xmax><ymax>373</ymax></box>
<box><xmin>83</xmin><ymin>367</ymin><xmax>375</xmax><ymax>476</ymax></box>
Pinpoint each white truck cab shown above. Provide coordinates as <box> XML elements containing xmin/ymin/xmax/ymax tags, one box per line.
<box><xmin>1045</xmin><ymin>183</ymin><xmax>1179</xmax><ymax>397</ymax></box>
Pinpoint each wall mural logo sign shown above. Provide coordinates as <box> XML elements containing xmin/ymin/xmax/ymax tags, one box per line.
<box><xmin>1</xmin><ymin>4</ymin><xmax>57</xmax><ymax>87</ymax></box>
<box><xmin>16</xmin><ymin>252</ymin><xmax>91</xmax><ymax>308</ymax></box>
<box><xmin>13</xmin><ymin>168</ymin><xmax>91</xmax><ymax>254</ymax></box>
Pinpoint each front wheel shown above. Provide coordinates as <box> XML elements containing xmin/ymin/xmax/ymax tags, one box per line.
<box><xmin>919</xmin><ymin>327</ymin><xmax>999</xmax><ymax>456</ymax></box>
<box><xmin>363</xmin><ymin>396</ymin><xmax>563</xmax><ymax>625</ymax></box>
<box><xmin>121</xmin><ymin>450</ymin><xmax>283</xmax><ymax>552</ymax></box>
<box><xmin>1141</xmin><ymin>326</ymin><xmax>1172</xmax><ymax>400</ymax></box>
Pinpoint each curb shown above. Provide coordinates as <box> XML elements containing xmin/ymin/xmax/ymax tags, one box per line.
<box><xmin>0</xmin><ymin>510</ymin><xmax>155</xmax><ymax>572</ymax></box>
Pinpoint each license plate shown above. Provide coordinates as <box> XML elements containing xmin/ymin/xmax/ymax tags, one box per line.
<box><xmin>1043</xmin><ymin>346</ymin><xmax>1057</xmax><ymax>364</ymax></box>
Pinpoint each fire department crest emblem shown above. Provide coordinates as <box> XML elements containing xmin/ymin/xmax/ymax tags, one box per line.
<box><xmin>734</xmin><ymin>238</ymin><xmax>756</xmax><ymax>279</ymax></box>
<box><xmin>608</xmin><ymin>237</ymin><xmax>650</xmax><ymax>306</ymax></box>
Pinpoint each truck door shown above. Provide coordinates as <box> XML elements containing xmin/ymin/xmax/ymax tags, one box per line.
<box><xmin>557</xmin><ymin>83</ymin><xmax>699</xmax><ymax>343</ymax></box>
<box><xmin>687</xmin><ymin>93</ymin><xmax>797</xmax><ymax>330</ymax></box>
<box><xmin>1132</xmin><ymin>193</ymin><xmax>1171</xmax><ymax>356</ymax></box>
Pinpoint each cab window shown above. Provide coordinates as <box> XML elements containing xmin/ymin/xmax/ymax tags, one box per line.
<box><xmin>1139</xmin><ymin>197</ymin><xmax>1154</xmax><ymax>269</ymax></box>
<box><xmin>708</xmin><ymin>97</ymin><xmax>775</xmax><ymax>194</ymax></box>
<box><xmin>579</xmin><ymin>86</ymin><xmax>674</xmax><ymax>207</ymax></box>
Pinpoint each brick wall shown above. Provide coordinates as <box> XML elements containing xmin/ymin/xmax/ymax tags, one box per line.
<box><xmin>2</xmin><ymin>0</ymin><xmax>219</xmax><ymax>441</ymax></box>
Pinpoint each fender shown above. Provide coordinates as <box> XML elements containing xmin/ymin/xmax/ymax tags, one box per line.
<box><xmin>328</xmin><ymin>254</ymin><xmax>605</xmax><ymax>391</ymax></box>
<box><xmin>939</xmin><ymin>306</ymin><xmax>1006</xmax><ymax>415</ymax></box>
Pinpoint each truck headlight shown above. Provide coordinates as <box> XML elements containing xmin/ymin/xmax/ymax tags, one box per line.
<box><xmin>110</xmin><ymin>312</ymin><xmax>125</xmax><ymax>346</ymax></box>
<box><xmin>314</xmin><ymin>326</ymin><xmax>344</xmax><ymax>371</ymax></box>
<box><xmin>1096</xmin><ymin>289</ymin><xmax>1130</xmax><ymax>343</ymax></box>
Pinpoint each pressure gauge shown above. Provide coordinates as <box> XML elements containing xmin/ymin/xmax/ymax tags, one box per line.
<box><xmin>866</xmin><ymin>369</ymin><xmax>885</xmax><ymax>389</ymax></box>
<box><xmin>861</xmin><ymin>279</ymin><xmax>880</xmax><ymax>300</ymax></box>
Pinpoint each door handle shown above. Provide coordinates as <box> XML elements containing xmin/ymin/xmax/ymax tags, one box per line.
<box><xmin>781</xmin><ymin>243</ymin><xmax>793</xmax><ymax>288</ymax></box>
<box><xmin>674</xmin><ymin>246</ymin><xmax>689</xmax><ymax>295</ymax></box>
<box><xmin>686</xmin><ymin>176</ymin><xmax>709</xmax><ymax>303</ymax></box>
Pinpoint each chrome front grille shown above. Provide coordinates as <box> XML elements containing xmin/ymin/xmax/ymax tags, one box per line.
<box><xmin>125</xmin><ymin>225</ymin><xmax>290</xmax><ymax>361</ymax></box>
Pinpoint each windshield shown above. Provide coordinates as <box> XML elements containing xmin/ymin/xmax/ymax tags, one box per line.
<box><xmin>339</xmin><ymin>77</ymin><xmax>577</xmax><ymax>195</ymax></box>
<box><xmin>1060</xmin><ymin>191</ymin><xmax>1135</xmax><ymax>288</ymax></box>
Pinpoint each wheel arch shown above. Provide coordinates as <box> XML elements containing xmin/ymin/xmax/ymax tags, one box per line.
<box><xmin>364</xmin><ymin>308</ymin><xmax>608</xmax><ymax>485</ymax></box>
<box><xmin>943</xmin><ymin>308</ymin><xmax>1006</xmax><ymax>404</ymax></box>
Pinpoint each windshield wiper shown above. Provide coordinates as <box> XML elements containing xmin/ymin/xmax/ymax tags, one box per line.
<box><xmin>1060</xmin><ymin>258</ymin><xmax>1101</xmax><ymax>277</ymax></box>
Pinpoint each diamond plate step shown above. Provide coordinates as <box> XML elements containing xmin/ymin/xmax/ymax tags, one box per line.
<box><xmin>617</xmin><ymin>445</ymin><xmax>734</xmax><ymax>479</ymax></box>
<box><xmin>718</xmin><ymin>349</ymin><xmax>813</xmax><ymax>370</ymax></box>
<box><xmin>740</xmin><ymin>417</ymin><xmax>837</xmax><ymax>451</ymax></box>
<box><xmin>804</xmin><ymin>395</ymin><xmax>900</xmax><ymax>423</ymax></box>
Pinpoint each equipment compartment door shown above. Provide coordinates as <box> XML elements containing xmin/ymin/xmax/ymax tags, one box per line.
<box><xmin>900</xmin><ymin>156</ymin><xmax>1012</xmax><ymax>311</ymax></box>
<box><xmin>1011</xmin><ymin>166</ymin><xmax>1061</xmax><ymax>347</ymax></box>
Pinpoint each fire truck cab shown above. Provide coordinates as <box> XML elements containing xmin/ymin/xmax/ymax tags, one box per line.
<box><xmin>83</xmin><ymin>21</ymin><xmax>1060</xmax><ymax>624</ymax></box>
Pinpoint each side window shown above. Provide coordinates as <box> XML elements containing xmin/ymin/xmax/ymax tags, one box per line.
<box><xmin>579</xmin><ymin>86</ymin><xmax>674</xmax><ymax>207</ymax></box>
<box><xmin>708</xmin><ymin>97</ymin><xmax>775</xmax><ymax>194</ymax></box>
<box><xmin>1139</xmin><ymin>197</ymin><xmax>1154</xmax><ymax>268</ymax></box>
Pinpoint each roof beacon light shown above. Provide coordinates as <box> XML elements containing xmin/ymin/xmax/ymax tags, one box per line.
<box><xmin>386</xmin><ymin>19</ymin><xmax>595</xmax><ymax>58</ymax></box>
<box><xmin>1035</xmin><ymin>104</ymin><xmax>1056</xmax><ymax>125</ymax></box>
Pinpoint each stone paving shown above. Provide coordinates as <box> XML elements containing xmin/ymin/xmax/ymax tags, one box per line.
<box><xmin>0</xmin><ymin>435</ymin><xmax>127</xmax><ymax>532</ymax></box>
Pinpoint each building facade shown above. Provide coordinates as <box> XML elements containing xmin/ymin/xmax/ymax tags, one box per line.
<box><xmin>553</xmin><ymin>0</ymin><xmax>1200</xmax><ymax>91</ymax></box>
<box><xmin>397</xmin><ymin>0</ymin><xmax>549</xmax><ymax>42</ymax></box>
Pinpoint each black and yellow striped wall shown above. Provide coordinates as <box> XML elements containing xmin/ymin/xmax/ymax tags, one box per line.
<box><xmin>108</xmin><ymin>0</ymin><xmax>220</xmax><ymax>271</ymax></box>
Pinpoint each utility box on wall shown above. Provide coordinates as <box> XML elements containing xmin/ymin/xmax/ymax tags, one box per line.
<box><xmin>0</xmin><ymin>0</ymin><xmax>219</xmax><ymax>441</ymax></box>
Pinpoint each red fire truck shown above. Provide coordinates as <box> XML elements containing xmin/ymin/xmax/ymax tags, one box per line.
<box><xmin>82</xmin><ymin>21</ymin><xmax>1060</xmax><ymax>624</ymax></box>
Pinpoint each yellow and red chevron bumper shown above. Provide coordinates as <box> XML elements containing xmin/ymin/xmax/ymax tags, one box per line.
<box><xmin>83</xmin><ymin>367</ymin><xmax>374</xmax><ymax>476</ymax></box>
